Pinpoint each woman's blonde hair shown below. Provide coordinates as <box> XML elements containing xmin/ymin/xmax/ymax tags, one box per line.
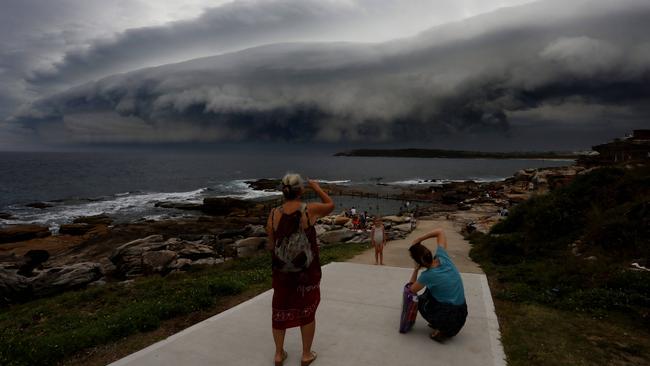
<box><xmin>281</xmin><ymin>173</ymin><xmax>304</xmax><ymax>200</ymax></box>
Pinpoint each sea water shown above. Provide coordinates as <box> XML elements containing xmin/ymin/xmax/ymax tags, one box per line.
<box><xmin>0</xmin><ymin>148</ymin><xmax>571</xmax><ymax>228</ymax></box>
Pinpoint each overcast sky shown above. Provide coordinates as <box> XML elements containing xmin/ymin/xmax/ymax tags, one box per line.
<box><xmin>1</xmin><ymin>0</ymin><xmax>648</xmax><ymax>150</ymax></box>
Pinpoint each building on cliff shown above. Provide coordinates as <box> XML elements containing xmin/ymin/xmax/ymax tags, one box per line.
<box><xmin>581</xmin><ymin>130</ymin><xmax>650</xmax><ymax>165</ymax></box>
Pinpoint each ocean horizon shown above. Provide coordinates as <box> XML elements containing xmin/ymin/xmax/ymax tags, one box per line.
<box><xmin>0</xmin><ymin>149</ymin><xmax>571</xmax><ymax>230</ymax></box>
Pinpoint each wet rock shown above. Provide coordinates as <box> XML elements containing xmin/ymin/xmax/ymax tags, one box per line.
<box><xmin>154</xmin><ymin>201</ymin><xmax>203</xmax><ymax>210</ymax></box>
<box><xmin>59</xmin><ymin>223</ymin><xmax>94</xmax><ymax>236</ymax></box>
<box><xmin>26</xmin><ymin>202</ymin><xmax>53</xmax><ymax>209</ymax></box>
<box><xmin>245</xmin><ymin>179</ymin><xmax>280</xmax><ymax>191</ymax></box>
<box><xmin>319</xmin><ymin>229</ymin><xmax>356</xmax><ymax>245</ymax></box>
<box><xmin>0</xmin><ymin>224</ymin><xmax>51</xmax><ymax>244</ymax></box>
<box><xmin>73</xmin><ymin>214</ymin><xmax>113</xmax><ymax>225</ymax></box>
<box><xmin>202</xmin><ymin>197</ymin><xmax>255</xmax><ymax>216</ymax></box>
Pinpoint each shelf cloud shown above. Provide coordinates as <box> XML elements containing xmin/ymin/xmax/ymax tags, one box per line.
<box><xmin>3</xmin><ymin>0</ymin><xmax>650</xmax><ymax>148</ymax></box>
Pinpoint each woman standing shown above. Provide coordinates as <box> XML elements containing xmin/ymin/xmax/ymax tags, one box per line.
<box><xmin>266</xmin><ymin>173</ymin><xmax>334</xmax><ymax>366</ymax></box>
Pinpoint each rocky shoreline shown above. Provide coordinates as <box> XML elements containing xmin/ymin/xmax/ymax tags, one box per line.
<box><xmin>0</xmin><ymin>163</ymin><xmax>585</xmax><ymax>304</ymax></box>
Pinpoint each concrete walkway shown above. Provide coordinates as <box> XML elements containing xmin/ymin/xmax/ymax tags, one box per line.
<box><xmin>110</xmin><ymin>220</ymin><xmax>504</xmax><ymax>366</ymax></box>
<box><xmin>349</xmin><ymin>219</ymin><xmax>483</xmax><ymax>273</ymax></box>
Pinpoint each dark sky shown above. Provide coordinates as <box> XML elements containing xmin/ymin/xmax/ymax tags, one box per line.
<box><xmin>1</xmin><ymin>0</ymin><xmax>649</xmax><ymax>151</ymax></box>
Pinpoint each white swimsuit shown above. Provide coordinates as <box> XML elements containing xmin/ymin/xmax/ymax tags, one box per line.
<box><xmin>373</xmin><ymin>228</ymin><xmax>384</xmax><ymax>245</ymax></box>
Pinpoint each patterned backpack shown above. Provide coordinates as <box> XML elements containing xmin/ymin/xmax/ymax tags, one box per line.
<box><xmin>273</xmin><ymin>203</ymin><xmax>314</xmax><ymax>272</ymax></box>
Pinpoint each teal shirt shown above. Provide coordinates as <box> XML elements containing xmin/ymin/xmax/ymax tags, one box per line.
<box><xmin>417</xmin><ymin>247</ymin><xmax>465</xmax><ymax>305</ymax></box>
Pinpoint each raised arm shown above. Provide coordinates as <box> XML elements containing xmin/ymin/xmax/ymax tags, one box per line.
<box><xmin>412</xmin><ymin>228</ymin><xmax>447</xmax><ymax>250</ymax></box>
<box><xmin>306</xmin><ymin>180</ymin><xmax>334</xmax><ymax>222</ymax></box>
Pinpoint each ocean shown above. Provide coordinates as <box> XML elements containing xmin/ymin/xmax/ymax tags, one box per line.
<box><xmin>0</xmin><ymin>149</ymin><xmax>571</xmax><ymax>229</ymax></box>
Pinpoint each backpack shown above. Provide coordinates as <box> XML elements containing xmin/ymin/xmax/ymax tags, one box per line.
<box><xmin>273</xmin><ymin>203</ymin><xmax>314</xmax><ymax>272</ymax></box>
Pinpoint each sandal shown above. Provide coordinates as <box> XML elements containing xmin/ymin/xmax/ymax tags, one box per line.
<box><xmin>429</xmin><ymin>329</ymin><xmax>446</xmax><ymax>343</ymax></box>
<box><xmin>274</xmin><ymin>350</ymin><xmax>288</xmax><ymax>366</ymax></box>
<box><xmin>301</xmin><ymin>351</ymin><xmax>317</xmax><ymax>366</ymax></box>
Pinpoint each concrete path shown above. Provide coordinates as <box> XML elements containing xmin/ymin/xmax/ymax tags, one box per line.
<box><xmin>110</xmin><ymin>220</ymin><xmax>503</xmax><ymax>366</ymax></box>
<box><xmin>110</xmin><ymin>262</ymin><xmax>505</xmax><ymax>366</ymax></box>
<box><xmin>349</xmin><ymin>219</ymin><xmax>483</xmax><ymax>273</ymax></box>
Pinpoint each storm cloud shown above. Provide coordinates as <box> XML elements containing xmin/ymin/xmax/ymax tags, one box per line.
<box><xmin>4</xmin><ymin>0</ymin><xmax>650</xmax><ymax>148</ymax></box>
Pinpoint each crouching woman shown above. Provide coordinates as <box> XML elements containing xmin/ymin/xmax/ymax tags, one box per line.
<box><xmin>407</xmin><ymin>229</ymin><xmax>467</xmax><ymax>342</ymax></box>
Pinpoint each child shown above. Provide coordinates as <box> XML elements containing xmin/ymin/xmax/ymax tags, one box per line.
<box><xmin>370</xmin><ymin>218</ymin><xmax>387</xmax><ymax>265</ymax></box>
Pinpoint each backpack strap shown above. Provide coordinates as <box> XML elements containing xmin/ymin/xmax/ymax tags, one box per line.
<box><xmin>300</xmin><ymin>203</ymin><xmax>312</xmax><ymax>227</ymax></box>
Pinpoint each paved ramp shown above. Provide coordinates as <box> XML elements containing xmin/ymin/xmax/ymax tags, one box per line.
<box><xmin>110</xmin><ymin>262</ymin><xmax>505</xmax><ymax>366</ymax></box>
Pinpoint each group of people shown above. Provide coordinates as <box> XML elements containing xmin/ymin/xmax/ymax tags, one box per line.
<box><xmin>266</xmin><ymin>173</ymin><xmax>467</xmax><ymax>365</ymax></box>
<box><xmin>344</xmin><ymin>207</ymin><xmax>369</xmax><ymax>230</ymax></box>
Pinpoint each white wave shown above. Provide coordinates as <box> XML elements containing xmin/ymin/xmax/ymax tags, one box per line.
<box><xmin>4</xmin><ymin>188</ymin><xmax>208</xmax><ymax>230</ymax></box>
<box><xmin>317</xmin><ymin>179</ymin><xmax>351</xmax><ymax>184</ymax></box>
<box><xmin>386</xmin><ymin>179</ymin><xmax>441</xmax><ymax>185</ymax></box>
<box><xmin>214</xmin><ymin>180</ymin><xmax>281</xmax><ymax>200</ymax></box>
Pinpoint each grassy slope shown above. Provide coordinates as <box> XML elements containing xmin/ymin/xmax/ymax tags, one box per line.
<box><xmin>469</xmin><ymin>166</ymin><xmax>650</xmax><ymax>365</ymax></box>
<box><xmin>0</xmin><ymin>242</ymin><xmax>368</xmax><ymax>366</ymax></box>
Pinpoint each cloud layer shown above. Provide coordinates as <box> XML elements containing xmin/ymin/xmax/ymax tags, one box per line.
<box><xmin>4</xmin><ymin>0</ymin><xmax>650</xmax><ymax>148</ymax></box>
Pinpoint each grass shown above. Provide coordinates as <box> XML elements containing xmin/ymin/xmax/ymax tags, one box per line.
<box><xmin>468</xmin><ymin>165</ymin><xmax>650</xmax><ymax>365</ymax></box>
<box><xmin>0</xmin><ymin>242</ymin><xmax>368</xmax><ymax>366</ymax></box>
<box><xmin>495</xmin><ymin>300</ymin><xmax>650</xmax><ymax>366</ymax></box>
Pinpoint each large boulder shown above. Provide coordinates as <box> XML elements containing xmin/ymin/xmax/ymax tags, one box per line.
<box><xmin>392</xmin><ymin>223</ymin><xmax>413</xmax><ymax>232</ymax></box>
<box><xmin>234</xmin><ymin>237</ymin><xmax>267</xmax><ymax>258</ymax></box>
<box><xmin>30</xmin><ymin>262</ymin><xmax>103</xmax><ymax>297</ymax></box>
<box><xmin>142</xmin><ymin>250</ymin><xmax>178</xmax><ymax>273</ymax></box>
<box><xmin>382</xmin><ymin>215</ymin><xmax>406</xmax><ymax>223</ymax></box>
<box><xmin>0</xmin><ymin>225</ymin><xmax>51</xmax><ymax>244</ymax></box>
<box><xmin>334</xmin><ymin>216</ymin><xmax>351</xmax><ymax>225</ymax></box>
<box><xmin>110</xmin><ymin>235</ymin><xmax>222</xmax><ymax>277</ymax></box>
<box><xmin>319</xmin><ymin>229</ymin><xmax>356</xmax><ymax>245</ymax></box>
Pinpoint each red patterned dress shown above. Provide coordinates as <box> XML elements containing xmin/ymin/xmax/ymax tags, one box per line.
<box><xmin>271</xmin><ymin>207</ymin><xmax>322</xmax><ymax>329</ymax></box>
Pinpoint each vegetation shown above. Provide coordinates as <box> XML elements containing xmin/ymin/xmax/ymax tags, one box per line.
<box><xmin>469</xmin><ymin>166</ymin><xmax>650</xmax><ymax>365</ymax></box>
<box><xmin>334</xmin><ymin>148</ymin><xmax>578</xmax><ymax>159</ymax></box>
<box><xmin>0</xmin><ymin>242</ymin><xmax>368</xmax><ymax>366</ymax></box>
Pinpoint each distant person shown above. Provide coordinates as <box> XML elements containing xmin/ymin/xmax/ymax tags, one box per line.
<box><xmin>370</xmin><ymin>218</ymin><xmax>387</xmax><ymax>265</ymax></box>
<box><xmin>407</xmin><ymin>229</ymin><xmax>467</xmax><ymax>342</ymax></box>
<box><xmin>360</xmin><ymin>210</ymin><xmax>368</xmax><ymax>229</ymax></box>
<box><xmin>266</xmin><ymin>173</ymin><xmax>334</xmax><ymax>366</ymax></box>
<box><xmin>350</xmin><ymin>206</ymin><xmax>357</xmax><ymax>216</ymax></box>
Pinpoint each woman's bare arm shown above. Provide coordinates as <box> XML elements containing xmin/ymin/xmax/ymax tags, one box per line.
<box><xmin>306</xmin><ymin>180</ymin><xmax>334</xmax><ymax>223</ymax></box>
<box><xmin>412</xmin><ymin>228</ymin><xmax>447</xmax><ymax>250</ymax></box>
<box><xmin>409</xmin><ymin>265</ymin><xmax>425</xmax><ymax>293</ymax></box>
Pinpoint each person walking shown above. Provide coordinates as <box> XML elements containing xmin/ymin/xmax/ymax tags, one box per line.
<box><xmin>266</xmin><ymin>173</ymin><xmax>334</xmax><ymax>366</ymax></box>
